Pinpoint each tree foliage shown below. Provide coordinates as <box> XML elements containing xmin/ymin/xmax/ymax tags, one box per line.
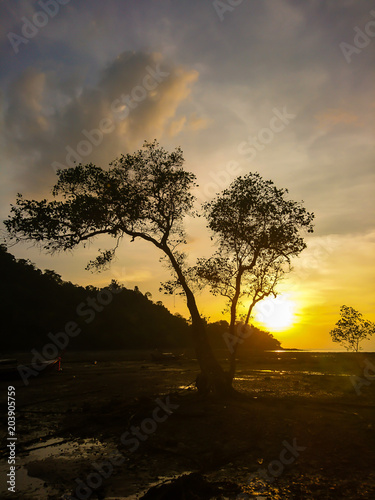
<box><xmin>5</xmin><ymin>140</ymin><xmax>195</xmax><ymax>258</ymax></box>
<box><xmin>4</xmin><ymin>140</ymin><xmax>200</xmax><ymax>314</ymax></box>
<box><xmin>330</xmin><ymin>305</ymin><xmax>375</xmax><ymax>351</ymax></box>
<box><xmin>195</xmin><ymin>173</ymin><xmax>314</xmax><ymax>378</ymax></box>
<box><xmin>4</xmin><ymin>141</ymin><xmax>229</xmax><ymax>393</ymax></box>
<box><xmin>205</xmin><ymin>173</ymin><xmax>314</xmax><ymax>255</ymax></box>
<box><xmin>4</xmin><ymin>143</ymin><xmax>314</xmax><ymax>393</ymax></box>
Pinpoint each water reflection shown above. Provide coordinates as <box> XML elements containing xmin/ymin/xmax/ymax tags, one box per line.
<box><xmin>0</xmin><ymin>437</ymin><xmax>111</xmax><ymax>499</ymax></box>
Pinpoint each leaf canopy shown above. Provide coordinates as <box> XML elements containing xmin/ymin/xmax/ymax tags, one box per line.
<box><xmin>204</xmin><ymin>172</ymin><xmax>314</xmax><ymax>264</ymax></box>
<box><xmin>5</xmin><ymin>141</ymin><xmax>197</xmax><ymax>269</ymax></box>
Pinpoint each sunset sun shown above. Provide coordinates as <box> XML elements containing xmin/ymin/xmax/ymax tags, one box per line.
<box><xmin>253</xmin><ymin>295</ymin><xmax>296</xmax><ymax>331</ymax></box>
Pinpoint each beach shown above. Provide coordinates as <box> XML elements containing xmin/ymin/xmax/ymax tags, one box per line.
<box><xmin>1</xmin><ymin>350</ymin><xmax>375</xmax><ymax>499</ymax></box>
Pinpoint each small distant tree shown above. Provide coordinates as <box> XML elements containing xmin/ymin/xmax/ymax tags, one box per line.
<box><xmin>330</xmin><ymin>305</ymin><xmax>375</xmax><ymax>351</ymax></box>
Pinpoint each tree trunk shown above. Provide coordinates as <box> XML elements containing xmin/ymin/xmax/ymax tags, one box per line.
<box><xmin>191</xmin><ymin>313</ymin><xmax>233</xmax><ymax>396</ymax></box>
<box><xmin>163</xmin><ymin>245</ymin><xmax>233</xmax><ymax>396</ymax></box>
<box><xmin>227</xmin><ymin>268</ymin><xmax>244</xmax><ymax>384</ymax></box>
<box><xmin>228</xmin><ymin>342</ymin><xmax>238</xmax><ymax>384</ymax></box>
<box><xmin>228</xmin><ymin>300</ymin><xmax>255</xmax><ymax>383</ymax></box>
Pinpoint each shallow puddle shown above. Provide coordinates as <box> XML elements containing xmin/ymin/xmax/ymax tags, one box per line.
<box><xmin>23</xmin><ymin>436</ymin><xmax>106</xmax><ymax>460</ymax></box>
<box><xmin>238</xmin><ymin>369</ymin><xmax>352</xmax><ymax>377</ymax></box>
<box><xmin>0</xmin><ymin>437</ymin><xmax>112</xmax><ymax>499</ymax></box>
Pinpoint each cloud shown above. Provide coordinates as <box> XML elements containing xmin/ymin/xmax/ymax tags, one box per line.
<box><xmin>315</xmin><ymin>108</ymin><xmax>361</xmax><ymax>129</ymax></box>
<box><xmin>165</xmin><ymin>111</ymin><xmax>208</xmax><ymax>137</ymax></box>
<box><xmin>123</xmin><ymin>62</ymin><xmax>198</xmax><ymax>144</ymax></box>
<box><xmin>167</xmin><ymin>116</ymin><xmax>187</xmax><ymax>137</ymax></box>
<box><xmin>1</xmin><ymin>51</ymin><xmax>200</xmax><ymax>193</ymax></box>
<box><xmin>5</xmin><ymin>68</ymin><xmax>48</xmax><ymax>138</ymax></box>
<box><xmin>187</xmin><ymin>113</ymin><xmax>210</xmax><ymax>131</ymax></box>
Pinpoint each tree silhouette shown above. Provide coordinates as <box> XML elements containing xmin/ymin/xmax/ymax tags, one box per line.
<box><xmin>4</xmin><ymin>142</ymin><xmax>314</xmax><ymax>394</ymax></box>
<box><xmin>330</xmin><ymin>305</ymin><xmax>375</xmax><ymax>351</ymax></box>
<box><xmin>197</xmin><ymin>173</ymin><xmax>314</xmax><ymax>380</ymax></box>
<box><xmin>4</xmin><ymin>141</ymin><xmax>229</xmax><ymax>394</ymax></box>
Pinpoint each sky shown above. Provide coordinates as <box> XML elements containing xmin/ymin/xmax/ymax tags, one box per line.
<box><xmin>0</xmin><ymin>0</ymin><xmax>374</xmax><ymax>350</ymax></box>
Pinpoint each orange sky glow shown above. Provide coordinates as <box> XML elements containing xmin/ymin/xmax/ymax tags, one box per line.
<box><xmin>1</xmin><ymin>1</ymin><xmax>374</xmax><ymax>351</ymax></box>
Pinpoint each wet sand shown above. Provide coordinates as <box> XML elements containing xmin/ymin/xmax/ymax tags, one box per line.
<box><xmin>1</xmin><ymin>350</ymin><xmax>375</xmax><ymax>499</ymax></box>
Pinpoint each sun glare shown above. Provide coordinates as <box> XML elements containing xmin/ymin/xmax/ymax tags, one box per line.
<box><xmin>253</xmin><ymin>295</ymin><xmax>296</xmax><ymax>331</ymax></box>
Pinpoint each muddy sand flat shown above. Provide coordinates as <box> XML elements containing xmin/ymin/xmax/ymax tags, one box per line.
<box><xmin>1</xmin><ymin>350</ymin><xmax>375</xmax><ymax>499</ymax></box>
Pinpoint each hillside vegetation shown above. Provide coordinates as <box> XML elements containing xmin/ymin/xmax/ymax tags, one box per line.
<box><xmin>0</xmin><ymin>245</ymin><xmax>281</xmax><ymax>353</ymax></box>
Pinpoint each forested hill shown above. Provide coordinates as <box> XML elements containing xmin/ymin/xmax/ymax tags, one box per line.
<box><xmin>0</xmin><ymin>245</ymin><xmax>191</xmax><ymax>351</ymax></box>
<box><xmin>0</xmin><ymin>245</ymin><xmax>282</xmax><ymax>352</ymax></box>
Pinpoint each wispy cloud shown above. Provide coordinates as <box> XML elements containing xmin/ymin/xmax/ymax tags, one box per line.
<box><xmin>0</xmin><ymin>0</ymin><xmax>374</xmax><ymax>349</ymax></box>
<box><xmin>1</xmin><ymin>51</ymin><xmax>199</xmax><ymax>192</ymax></box>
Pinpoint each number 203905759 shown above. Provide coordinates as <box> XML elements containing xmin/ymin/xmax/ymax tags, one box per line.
<box><xmin>8</xmin><ymin>386</ymin><xmax>16</xmax><ymax>436</ymax></box>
